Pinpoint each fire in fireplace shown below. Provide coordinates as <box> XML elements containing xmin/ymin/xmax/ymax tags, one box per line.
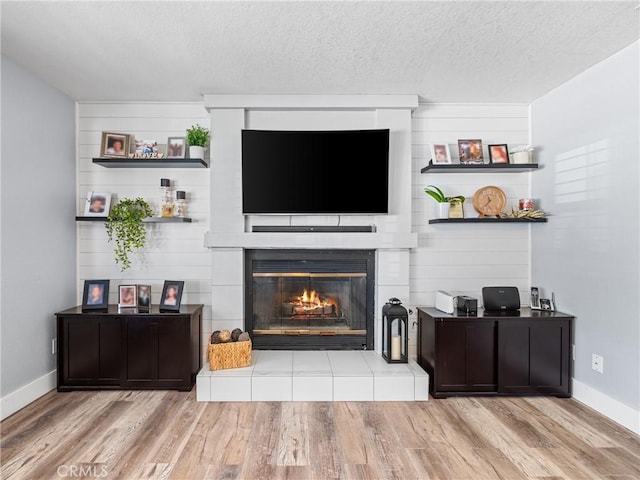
<box><xmin>245</xmin><ymin>249</ymin><xmax>375</xmax><ymax>350</ymax></box>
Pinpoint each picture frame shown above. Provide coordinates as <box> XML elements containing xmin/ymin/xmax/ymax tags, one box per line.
<box><xmin>83</xmin><ymin>192</ymin><xmax>112</xmax><ymax>217</ymax></box>
<box><xmin>430</xmin><ymin>143</ymin><xmax>452</xmax><ymax>165</ymax></box>
<box><xmin>82</xmin><ymin>279</ymin><xmax>110</xmax><ymax>311</ymax></box>
<box><xmin>100</xmin><ymin>132</ymin><xmax>130</xmax><ymax>158</ymax></box>
<box><xmin>540</xmin><ymin>298</ymin><xmax>553</xmax><ymax>311</ymax></box>
<box><xmin>118</xmin><ymin>284</ymin><xmax>137</xmax><ymax>308</ymax></box>
<box><xmin>488</xmin><ymin>144</ymin><xmax>510</xmax><ymax>164</ymax></box>
<box><xmin>530</xmin><ymin>287</ymin><xmax>541</xmax><ymax>310</ymax></box>
<box><xmin>160</xmin><ymin>280</ymin><xmax>184</xmax><ymax>311</ymax></box>
<box><xmin>166</xmin><ymin>137</ymin><xmax>186</xmax><ymax>158</ymax></box>
<box><xmin>137</xmin><ymin>284</ymin><xmax>151</xmax><ymax>310</ymax></box>
<box><xmin>458</xmin><ymin>139</ymin><xmax>484</xmax><ymax>164</ymax></box>
<box><xmin>135</xmin><ymin>139</ymin><xmax>158</xmax><ymax>155</ymax></box>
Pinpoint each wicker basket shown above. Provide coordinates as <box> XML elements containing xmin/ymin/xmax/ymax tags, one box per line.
<box><xmin>208</xmin><ymin>340</ymin><xmax>252</xmax><ymax>370</ymax></box>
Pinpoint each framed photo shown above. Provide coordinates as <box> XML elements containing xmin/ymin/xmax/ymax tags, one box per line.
<box><xmin>540</xmin><ymin>298</ymin><xmax>554</xmax><ymax>311</ymax></box>
<box><xmin>530</xmin><ymin>287</ymin><xmax>541</xmax><ymax>310</ymax></box>
<box><xmin>83</xmin><ymin>192</ymin><xmax>112</xmax><ymax>217</ymax></box>
<box><xmin>430</xmin><ymin>143</ymin><xmax>452</xmax><ymax>165</ymax></box>
<box><xmin>135</xmin><ymin>139</ymin><xmax>158</xmax><ymax>155</ymax></box>
<box><xmin>167</xmin><ymin>137</ymin><xmax>186</xmax><ymax>158</ymax></box>
<box><xmin>458</xmin><ymin>139</ymin><xmax>484</xmax><ymax>164</ymax></box>
<box><xmin>118</xmin><ymin>285</ymin><xmax>137</xmax><ymax>308</ymax></box>
<box><xmin>160</xmin><ymin>280</ymin><xmax>184</xmax><ymax>311</ymax></box>
<box><xmin>137</xmin><ymin>284</ymin><xmax>151</xmax><ymax>310</ymax></box>
<box><xmin>82</xmin><ymin>279</ymin><xmax>109</xmax><ymax>311</ymax></box>
<box><xmin>101</xmin><ymin>132</ymin><xmax>130</xmax><ymax>158</ymax></box>
<box><xmin>488</xmin><ymin>144</ymin><xmax>510</xmax><ymax>164</ymax></box>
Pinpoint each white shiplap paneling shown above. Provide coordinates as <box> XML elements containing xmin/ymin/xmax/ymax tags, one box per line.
<box><xmin>77</xmin><ymin>102</ymin><xmax>212</xmax><ymax>362</ymax></box>
<box><xmin>410</xmin><ymin>103</ymin><xmax>531</xmax><ymax>309</ymax></box>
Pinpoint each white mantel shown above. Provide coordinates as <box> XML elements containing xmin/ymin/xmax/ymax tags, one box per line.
<box><xmin>204</xmin><ymin>94</ymin><xmax>417</xmax><ymax>354</ymax></box>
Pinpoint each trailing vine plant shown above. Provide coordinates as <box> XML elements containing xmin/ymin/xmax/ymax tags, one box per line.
<box><xmin>105</xmin><ymin>197</ymin><xmax>153</xmax><ymax>271</ymax></box>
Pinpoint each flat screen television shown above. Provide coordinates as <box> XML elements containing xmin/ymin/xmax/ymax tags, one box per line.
<box><xmin>241</xmin><ymin>129</ymin><xmax>389</xmax><ymax>214</ymax></box>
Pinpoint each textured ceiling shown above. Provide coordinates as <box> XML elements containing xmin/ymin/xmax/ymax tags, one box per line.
<box><xmin>1</xmin><ymin>1</ymin><xmax>638</xmax><ymax>103</ymax></box>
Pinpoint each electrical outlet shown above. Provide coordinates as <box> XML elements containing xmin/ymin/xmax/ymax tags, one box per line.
<box><xmin>592</xmin><ymin>353</ymin><xmax>603</xmax><ymax>373</ymax></box>
<box><xmin>52</xmin><ymin>339</ymin><xmax>56</xmax><ymax>355</ymax></box>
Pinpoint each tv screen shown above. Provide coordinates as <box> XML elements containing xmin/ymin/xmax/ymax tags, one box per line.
<box><xmin>241</xmin><ymin>129</ymin><xmax>389</xmax><ymax>214</ymax></box>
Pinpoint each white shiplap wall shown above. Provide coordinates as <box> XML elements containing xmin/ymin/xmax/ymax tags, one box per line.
<box><xmin>410</xmin><ymin>104</ymin><xmax>532</xmax><ymax>309</ymax></box>
<box><xmin>77</xmin><ymin>102</ymin><xmax>212</xmax><ymax>360</ymax></box>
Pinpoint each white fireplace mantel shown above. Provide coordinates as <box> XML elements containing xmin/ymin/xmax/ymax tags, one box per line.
<box><xmin>204</xmin><ymin>231</ymin><xmax>418</xmax><ymax>249</ymax></box>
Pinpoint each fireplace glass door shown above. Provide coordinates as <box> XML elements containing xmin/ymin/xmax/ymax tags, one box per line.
<box><xmin>245</xmin><ymin>250</ymin><xmax>375</xmax><ymax>350</ymax></box>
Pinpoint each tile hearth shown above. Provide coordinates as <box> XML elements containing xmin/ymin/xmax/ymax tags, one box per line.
<box><xmin>196</xmin><ymin>350</ymin><xmax>429</xmax><ymax>402</ymax></box>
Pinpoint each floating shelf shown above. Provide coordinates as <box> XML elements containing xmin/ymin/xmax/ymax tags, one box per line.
<box><xmin>76</xmin><ymin>216</ymin><xmax>192</xmax><ymax>223</ymax></box>
<box><xmin>429</xmin><ymin>217</ymin><xmax>547</xmax><ymax>224</ymax></box>
<box><xmin>421</xmin><ymin>163</ymin><xmax>539</xmax><ymax>174</ymax></box>
<box><xmin>92</xmin><ymin>157</ymin><xmax>208</xmax><ymax>168</ymax></box>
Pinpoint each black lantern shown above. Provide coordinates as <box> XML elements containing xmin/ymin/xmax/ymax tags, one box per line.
<box><xmin>382</xmin><ymin>297</ymin><xmax>408</xmax><ymax>363</ymax></box>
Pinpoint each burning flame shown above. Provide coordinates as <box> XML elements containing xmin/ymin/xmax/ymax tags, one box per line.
<box><xmin>290</xmin><ymin>289</ymin><xmax>336</xmax><ymax>313</ymax></box>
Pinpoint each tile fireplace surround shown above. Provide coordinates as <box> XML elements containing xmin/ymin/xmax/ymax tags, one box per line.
<box><xmin>196</xmin><ymin>350</ymin><xmax>429</xmax><ymax>402</ymax></box>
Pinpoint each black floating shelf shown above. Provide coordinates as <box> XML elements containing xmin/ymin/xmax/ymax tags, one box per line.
<box><xmin>421</xmin><ymin>163</ymin><xmax>538</xmax><ymax>173</ymax></box>
<box><xmin>92</xmin><ymin>157</ymin><xmax>208</xmax><ymax>168</ymax></box>
<box><xmin>76</xmin><ymin>216</ymin><xmax>192</xmax><ymax>223</ymax></box>
<box><xmin>429</xmin><ymin>217</ymin><xmax>548</xmax><ymax>224</ymax></box>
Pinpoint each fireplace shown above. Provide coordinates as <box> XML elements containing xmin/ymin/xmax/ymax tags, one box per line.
<box><xmin>245</xmin><ymin>249</ymin><xmax>375</xmax><ymax>350</ymax></box>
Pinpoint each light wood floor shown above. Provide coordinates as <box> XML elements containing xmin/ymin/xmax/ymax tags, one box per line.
<box><xmin>1</xmin><ymin>390</ymin><xmax>638</xmax><ymax>480</ymax></box>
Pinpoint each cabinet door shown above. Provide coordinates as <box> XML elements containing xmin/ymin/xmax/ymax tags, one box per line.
<box><xmin>498</xmin><ymin>319</ymin><xmax>571</xmax><ymax>396</ymax></box>
<box><xmin>123</xmin><ymin>315</ymin><xmax>190</xmax><ymax>389</ymax></box>
<box><xmin>62</xmin><ymin>316</ymin><xmax>120</xmax><ymax>386</ymax></box>
<box><xmin>157</xmin><ymin>317</ymin><xmax>189</xmax><ymax>382</ymax></box>
<box><xmin>124</xmin><ymin>317</ymin><xmax>158</xmax><ymax>383</ymax></box>
<box><xmin>436</xmin><ymin>320</ymin><xmax>496</xmax><ymax>393</ymax></box>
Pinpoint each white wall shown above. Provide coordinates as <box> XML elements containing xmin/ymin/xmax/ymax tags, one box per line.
<box><xmin>531</xmin><ymin>41</ymin><xmax>640</xmax><ymax>433</ymax></box>
<box><xmin>410</xmin><ymin>104</ymin><xmax>532</xmax><ymax>312</ymax></box>
<box><xmin>0</xmin><ymin>56</ymin><xmax>76</xmax><ymax>418</ymax></box>
<box><xmin>76</xmin><ymin>102</ymin><xmax>212</xmax><ymax>361</ymax></box>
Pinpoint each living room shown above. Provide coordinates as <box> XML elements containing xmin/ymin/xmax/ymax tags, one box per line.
<box><xmin>1</xmin><ymin>2</ymin><xmax>638</xmax><ymax>479</ymax></box>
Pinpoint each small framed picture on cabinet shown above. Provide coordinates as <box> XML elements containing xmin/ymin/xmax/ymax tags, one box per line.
<box><xmin>137</xmin><ymin>285</ymin><xmax>151</xmax><ymax>310</ymax></box>
<box><xmin>118</xmin><ymin>285</ymin><xmax>137</xmax><ymax>308</ymax></box>
<box><xmin>82</xmin><ymin>279</ymin><xmax>109</xmax><ymax>311</ymax></box>
<box><xmin>160</xmin><ymin>280</ymin><xmax>184</xmax><ymax>312</ymax></box>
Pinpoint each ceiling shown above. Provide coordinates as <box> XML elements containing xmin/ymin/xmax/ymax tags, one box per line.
<box><xmin>1</xmin><ymin>1</ymin><xmax>638</xmax><ymax>104</ymax></box>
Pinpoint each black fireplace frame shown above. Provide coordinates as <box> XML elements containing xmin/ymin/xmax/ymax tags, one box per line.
<box><xmin>244</xmin><ymin>249</ymin><xmax>375</xmax><ymax>350</ymax></box>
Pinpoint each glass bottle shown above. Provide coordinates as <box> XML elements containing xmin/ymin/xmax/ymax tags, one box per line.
<box><xmin>160</xmin><ymin>178</ymin><xmax>174</xmax><ymax>217</ymax></box>
<box><xmin>175</xmin><ymin>190</ymin><xmax>187</xmax><ymax>218</ymax></box>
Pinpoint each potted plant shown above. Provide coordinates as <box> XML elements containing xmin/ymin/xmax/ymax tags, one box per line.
<box><xmin>510</xmin><ymin>145</ymin><xmax>534</xmax><ymax>164</ymax></box>
<box><xmin>105</xmin><ymin>197</ymin><xmax>153</xmax><ymax>271</ymax></box>
<box><xmin>424</xmin><ymin>185</ymin><xmax>465</xmax><ymax>219</ymax></box>
<box><xmin>186</xmin><ymin>124</ymin><xmax>210</xmax><ymax>159</ymax></box>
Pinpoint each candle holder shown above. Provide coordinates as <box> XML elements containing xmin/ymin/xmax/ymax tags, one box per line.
<box><xmin>381</xmin><ymin>297</ymin><xmax>408</xmax><ymax>363</ymax></box>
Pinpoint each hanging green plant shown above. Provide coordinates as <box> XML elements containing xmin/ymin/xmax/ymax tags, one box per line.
<box><xmin>105</xmin><ymin>197</ymin><xmax>153</xmax><ymax>271</ymax></box>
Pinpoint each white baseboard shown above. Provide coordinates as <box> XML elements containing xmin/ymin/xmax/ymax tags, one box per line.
<box><xmin>0</xmin><ymin>370</ymin><xmax>56</xmax><ymax>421</ymax></box>
<box><xmin>572</xmin><ymin>378</ymin><xmax>640</xmax><ymax>435</ymax></box>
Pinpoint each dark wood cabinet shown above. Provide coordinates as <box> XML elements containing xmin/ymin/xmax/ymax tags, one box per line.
<box><xmin>56</xmin><ymin>304</ymin><xmax>203</xmax><ymax>391</ymax></box>
<box><xmin>417</xmin><ymin>307</ymin><xmax>573</xmax><ymax>398</ymax></box>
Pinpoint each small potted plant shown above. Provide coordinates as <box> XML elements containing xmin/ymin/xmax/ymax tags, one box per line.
<box><xmin>424</xmin><ymin>185</ymin><xmax>465</xmax><ymax>219</ymax></box>
<box><xmin>105</xmin><ymin>197</ymin><xmax>153</xmax><ymax>271</ymax></box>
<box><xmin>186</xmin><ymin>124</ymin><xmax>210</xmax><ymax>160</ymax></box>
<box><xmin>510</xmin><ymin>145</ymin><xmax>534</xmax><ymax>164</ymax></box>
